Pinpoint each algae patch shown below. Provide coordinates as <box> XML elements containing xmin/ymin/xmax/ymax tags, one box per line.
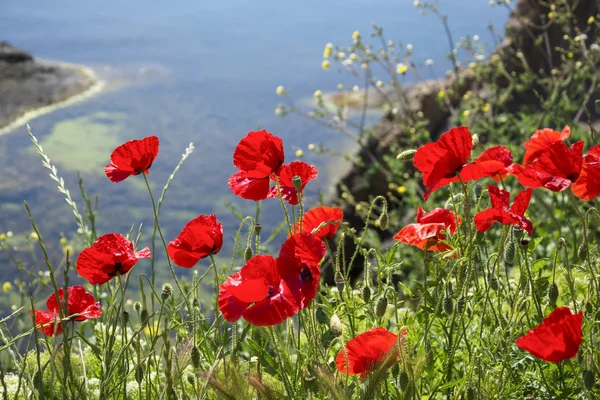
<box><xmin>36</xmin><ymin>112</ymin><xmax>129</xmax><ymax>174</ymax></box>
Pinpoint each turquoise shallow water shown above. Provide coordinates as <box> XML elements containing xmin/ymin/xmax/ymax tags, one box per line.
<box><xmin>0</xmin><ymin>1</ymin><xmax>508</xmax><ymax>284</ymax></box>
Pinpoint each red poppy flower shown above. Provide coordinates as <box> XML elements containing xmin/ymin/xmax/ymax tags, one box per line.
<box><xmin>515</xmin><ymin>141</ymin><xmax>584</xmax><ymax>192</ymax></box>
<box><xmin>228</xmin><ymin>130</ymin><xmax>285</xmax><ymax>201</ymax></box>
<box><xmin>278</xmin><ymin>233</ymin><xmax>326</xmax><ymax>309</ymax></box>
<box><xmin>336</xmin><ymin>327</ymin><xmax>402</xmax><ymax>381</ymax></box>
<box><xmin>33</xmin><ymin>286</ymin><xmax>102</xmax><ymax>336</ymax></box>
<box><xmin>218</xmin><ymin>255</ymin><xmax>298</xmax><ymax>326</ymax></box>
<box><xmin>76</xmin><ymin>233</ymin><xmax>151</xmax><ymax>285</ymax></box>
<box><xmin>218</xmin><ymin>233</ymin><xmax>325</xmax><ymax>326</ymax></box>
<box><xmin>167</xmin><ymin>214</ymin><xmax>223</xmax><ymax>268</ymax></box>
<box><xmin>105</xmin><ymin>136</ymin><xmax>159</xmax><ymax>183</ymax></box>
<box><xmin>414</xmin><ymin>126</ymin><xmax>472</xmax><ymax>199</ymax></box>
<box><xmin>474</xmin><ymin>185</ymin><xmax>533</xmax><ymax>235</ymax></box>
<box><xmin>516</xmin><ymin>307</ymin><xmax>583</xmax><ymax>363</ymax></box>
<box><xmin>393</xmin><ymin>207</ymin><xmax>461</xmax><ymax>252</ymax></box>
<box><xmin>267</xmin><ymin>161</ymin><xmax>318</xmax><ymax>205</ymax></box>
<box><xmin>423</xmin><ymin>145</ymin><xmax>515</xmax><ymax>198</ymax></box>
<box><xmin>523</xmin><ymin>126</ymin><xmax>571</xmax><ymax>166</ymax></box>
<box><xmin>572</xmin><ymin>145</ymin><xmax>600</xmax><ymax>201</ymax></box>
<box><xmin>289</xmin><ymin>206</ymin><xmax>343</xmax><ymax>239</ymax></box>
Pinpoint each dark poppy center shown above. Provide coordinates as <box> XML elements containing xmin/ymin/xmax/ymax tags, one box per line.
<box><xmin>444</xmin><ymin>164</ymin><xmax>463</xmax><ymax>179</ymax></box>
<box><xmin>300</xmin><ymin>265</ymin><xmax>313</xmax><ymax>282</ymax></box>
<box><xmin>107</xmin><ymin>262</ymin><xmax>123</xmax><ymax>277</ymax></box>
<box><xmin>266</xmin><ymin>286</ymin><xmax>274</xmax><ymax>299</ymax></box>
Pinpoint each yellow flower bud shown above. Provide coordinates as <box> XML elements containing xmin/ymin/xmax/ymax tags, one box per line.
<box><xmin>322</xmin><ymin>60</ymin><xmax>331</xmax><ymax>70</ymax></box>
<box><xmin>567</xmin><ymin>52</ymin><xmax>574</xmax><ymax>59</ymax></box>
<box><xmin>60</xmin><ymin>237</ymin><xmax>67</xmax><ymax>245</ymax></box>
<box><xmin>2</xmin><ymin>282</ymin><xmax>11</xmax><ymax>293</ymax></box>
<box><xmin>295</xmin><ymin>149</ymin><xmax>304</xmax><ymax>158</ymax></box>
<box><xmin>462</xmin><ymin>110</ymin><xmax>471</xmax><ymax>118</ymax></box>
<box><xmin>313</xmin><ymin>90</ymin><xmax>322</xmax><ymax>98</ymax></box>
<box><xmin>438</xmin><ymin>90</ymin><xmax>446</xmax><ymax>99</ymax></box>
<box><xmin>308</xmin><ymin>143</ymin><xmax>316</xmax><ymax>151</ymax></box>
<box><xmin>396</xmin><ymin>63</ymin><xmax>408</xmax><ymax>74</ymax></box>
<box><xmin>547</xmin><ymin>11</ymin><xmax>554</xmax><ymax>19</ymax></box>
<box><xmin>588</xmin><ymin>16</ymin><xmax>595</xmax><ymax>25</ymax></box>
<box><xmin>352</xmin><ymin>31</ymin><xmax>360</xmax><ymax>40</ymax></box>
<box><xmin>323</xmin><ymin>43</ymin><xmax>333</xmax><ymax>58</ymax></box>
<box><xmin>0</xmin><ymin>234</ymin><xmax>5</xmax><ymax>241</ymax></box>
<box><xmin>276</xmin><ymin>86</ymin><xmax>285</xmax><ymax>96</ymax></box>
<box><xmin>397</xmin><ymin>186</ymin><xmax>407</xmax><ymax>194</ymax></box>
<box><xmin>482</xmin><ymin>103</ymin><xmax>491</xmax><ymax>112</ymax></box>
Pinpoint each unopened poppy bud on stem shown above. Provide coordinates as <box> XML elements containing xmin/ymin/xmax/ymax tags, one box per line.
<box><xmin>244</xmin><ymin>246</ymin><xmax>253</xmax><ymax>261</ymax></box>
<box><xmin>330</xmin><ymin>314</ymin><xmax>343</xmax><ymax>336</ymax></box>
<box><xmin>191</xmin><ymin>346</ymin><xmax>201</xmax><ymax>369</ymax></box>
<box><xmin>471</xmin><ymin>134</ymin><xmax>479</xmax><ymax>148</ymax></box>
<box><xmin>375</xmin><ymin>296</ymin><xmax>388</xmax><ymax>317</ymax></box>
<box><xmin>378</xmin><ymin>211</ymin><xmax>388</xmax><ymax>230</ymax></box>
<box><xmin>362</xmin><ymin>285</ymin><xmax>371</xmax><ymax>302</ymax></box>
<box><xmin>396</xmin><ymin>149</ymin><xmax>417</xmax><ymax>161</ymax></box>
<box><xmin>292</xmin><ymin>175</ymin><xmax>302</xmax><ymax>192</ymax></box>
<box><xmin>161</xmin><ymin>283</ymin><xmax>173</xmax><ymax>300</ymax></box>
<box><xmin>548</xmin><ymin>283</ymin><xmax>559</xmax><ymax>305</ymax></box>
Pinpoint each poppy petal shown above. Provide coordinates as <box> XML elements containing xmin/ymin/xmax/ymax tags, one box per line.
<box><xmin>232</xmin><ymin>130</ymin><xmax>285</xmax><ymax>178</ymax></box>
<box><xmin>105</xmin><ymin>136</ymin><xmax>159</xmax><ymax>183</ymax></box>
<box><xmin>228</xmin><ymin>172</ymin><xmax>271</xmax><ymax>201</ymax></box>
<box><xmin>167</xmin><ymin>214</ymin><xmax>223</xmax><ymax>268</ymax></box>
<box><xmin>289</xmin><ymin>206</ymin><xmax>344</xmax><ymax>239</ymax></box>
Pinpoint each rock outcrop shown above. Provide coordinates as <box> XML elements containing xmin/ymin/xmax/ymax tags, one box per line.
<box><xmin>0</xmin><ymin>41</ymin><xmax>97</xmax><ymax>131</ymax></box>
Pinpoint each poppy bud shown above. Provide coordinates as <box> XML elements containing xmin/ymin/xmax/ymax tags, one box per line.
<box><xmin>392</xmin><ymin>363</ymin><xmax>400</xmax><ymax>379</ymax></box>
<box><xmin>584</xmin><ymin>369</ymin><xmax>595</xmax><ymax>390</ymax></box>
<box><xmin>122</xmin><ymin>311</ymin><xmax>130</xmax><ymax>325</ymax></box>
<box><xmin>474</xmin><ymin>184</ymin><xmax>483</xmax><ymax>199</ymax></box>
<box><xmin>330</xmin><ymin>314</ymin><xmax>343</xmax><ymax>336</ymax></box>
<box><xmin>140</xmin><ymin>309</ymin><xmax>149</xmax><ymax>325</ymax></box>
<box><xmin>378</xmin><ymin>212</ymin><xmax>388</xmax><ymax>230</ymax></box>
<box><xmin>399</xmin><ymin>371</ymin><xmax>409</xmax><ymax>390</ymax></box>
<box><xmin>187</xmin><ymin>374</ymin><xmax>195</xmax><ymax>386</ymax></box>
<box><xmin>488</xmin><ymin>273</ymin><xmax>499</xmax><ymax>291</ymax></box>
<box><xmin>292</xmin><ymin>175</ymin><xmax>302</xmax><ymax>192</ymax></box>
<box><xmin>443</xmin><ymin>296</ymin><xmax>454</xmax><ymax>316</ymax></box>
<box><xmin>457</xmin><ymin>296</ymin><xmax>466</xmax><ymax>314</ymax></box>
<box><xmin>335</xmin><ymin>279</ymin><xmax>345</xmax><ymax>294</ymax></box>
<box><xmin>548</xmin><ymin>283</ymin><xmax>559</xmax><ymax>305</ymax></box>
<box><xmin>362</xmin><ymin>285</ymin><xmax>371</xmax><ymax>302</ymax></box>
<box><xmin>315</xmin><ymin>307</ymin><xmax>329</xmax><ymax>325</ymax></box>
<box><xmin>520</xmin><ymin>238</ymin><xmax>530</xmax><ymax>247</ymax></box>
<box><xmin>375</xmin><ymin>296</ymin><xmax>388</xmax><ymax>318</ymax></box>
<box><xmin>471</xmin><ymin>134</ymin><xmax>479</xmax><ymax>149</ymax></box>
<box><xmin>503</xmin><ymin>239</ymin><xmax>515</xmax><ymax>264</ymax></box>
<box><xmin>586</xmin><ymin>302</ymin><xmax>593</xmax><ymax>315</ymax></box>
<box><xmin>578</xmin><ymin>242</ymin><xmax>588</xmax><ymax>261</ymax></box>
<box><xmin>244</xmin><ymin>246</ymin><xmax>253</xmax><ymax>262</ymax></box>
<box><xmin>518</xmin><ymin>299</ymin><xmax>529</xmax><ymax>313</ymax></box>
<box><xmin>162</xmin><ymin>283</ymin><xmax>173</xmax><ymax>301</ymax></box>
<box><xmin>135</xmin><ymin>364</ymin><xmax>144</xmax><ymax>385</ymax></box>
<box><xmin>396</xmin><ymin>149</ymin><xmax>417</xmax><ymax>161</ymax></box>
<box><xmin>134</xmin><ymin>301</ymin><xmax>141</xmax><ymax>312</ymax></box>
<box><xmin>191</xmin><ymin>346</ymin><xmax>201</xmax><ymax>370</ymax></box>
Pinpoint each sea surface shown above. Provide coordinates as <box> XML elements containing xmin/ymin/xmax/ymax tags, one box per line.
<box><xmin>0</xmin><ymin>1</ymin><xmax>508</xmax><ymax>288</ymax></box>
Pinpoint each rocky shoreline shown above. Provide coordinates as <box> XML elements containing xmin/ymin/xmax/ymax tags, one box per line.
<box><xmin>0</xmin><ymin>41</ymin><xmax>102</xmax><ymax>134</ymax></box>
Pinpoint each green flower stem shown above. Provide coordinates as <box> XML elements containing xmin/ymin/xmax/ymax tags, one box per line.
<box><xmin>142</xmin><ymin>174</ymin><xmax>191</xmax><ymax>313</ymax></box>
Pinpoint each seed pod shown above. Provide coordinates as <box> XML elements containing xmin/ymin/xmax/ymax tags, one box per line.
<box><xmin>244</xmin><ymin>246</ymin><xmax>253</xmax><ymax>262</ymax></box>
<box><xmin>471</xmin><ymin>134</ymin><xmax>479</xmax><ymax>149</ymax></box>
<box><xmin>457</xmin><ymin>296</ymin><xmax>466</xmax><ymax>314</ymax></box>
<box><xmin>512</xmin><ymin>225</ymin><xmax>524</xmax><ymax>241</ymax></box>
<box><xmin>443</xmin><ymin>296</ymin><xmax>454</xmax><ymax>316</ymax></box>
<box><xmin>134</xmin><ymin>301</ymin><xmax>142</xmax><ymax>312</ymax></box>
<box><xmin>162</xmin><ymin>283</ymin><xmax>173</xmax><ymax>301</ymax></box>
<box><xmin>548</xmin><ymin>283</ymin><xmax>559</xmax><ymax>305</ymax></box>
<box><xmin>191</xmin><ymin>346</ymin><xmax>201</xmax><ymax>370</ymax></box>
<box><xmin>122</xmin><ymin>311</ymin><xmax>130</xmax><ymax>325</ymax></box>
<box><xmin>504</xmin><ymin>239</ymin><xmax>515</xmax><ymax>264</ymax></box>
<box><xmin>391</xmin><ymin>363</ymin><xmax>400</xmax><ymax>379</ymax></box>
<box><xmin>140</xmin><ymin>309</ymin><xmax>149</xmax><ymax>325</ymax></box>
<box><xmin>135</xmin><ymin>364</ymin><xmax>144</xmax><ymax>384</ymax></box>
<box><xmin>335</xmin><ymin>279</ymin><xmax>345</xmax><ymax>294</ymax></box>
<box><xmin>578</xmin><ymin>242</ymin><xmax>588</xmax><ymax>261</ymax></box>
<box><xmin>396</xmin><ymin>149</ymin><xmax>417</xmax><ymax>161</ymax></box>
<box><xmin>330</xmin><ymin>314</ymin><xmax>343</xmax><ymax>336</ymax></box>
<box><xmin>378</xmin><ymin>212</ymin><xmax>388</xmax><ymax>230</ymax></box>
<box><xmin>520</xmin><ymin>238</ymin><xmax>530</xmax><ymax>247</ymax></box>
<box><xmin>292</xmin><ymin>176</ymin><xmax>302</xmax><ymax>191</ymax></box>
<box><xmin>399</xmin><ymin>371</ymin><xmax>409</xmax><ymax>391</ymax></box>
<box><xmin>362</xmin><ymin>285</ymin><xmax>371</xmax><ymax>302</ymax></box>
<box><xmin>584</xmin><ymin>369</ymin><xmax>595</xmax><ymax>390</ymax></box>
<box><xmin>375</xmin><ymin>296</ymin><xmax>388</xmax><ymax>318</ymax></box>
<box><xmin>315</xmin><ymin>307</ymin><xmax>329</xmax><ymax>325</ymax></box>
